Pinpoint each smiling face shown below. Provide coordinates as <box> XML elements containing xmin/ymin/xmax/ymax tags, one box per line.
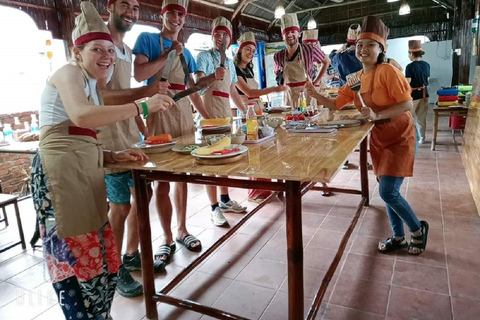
<box><xmin>75</xmin><ymin>40</ymin><xmax>116</xmax><ymax>79</ymax></box>
<box><xmin>109</xmin><ymin>0</ymin><xmax>139</xmax><ymax>32</ymax></box>
<box><xmin>163</xmin><ymin>9</ymin><xmax>186</xmax><ymax>34</ymax></box>
<box><xmin>355</xmin><ymin>38</ymin><xmax>382</xmax><ymax>66</ymax></box>
<box><xmin>240</xmin><ymin>44</ymin><xmax>256</xmax><ymax>64</ymax></box>
<box><xmin>283</xmin><ymin>29</ymin><xmax>301</xmax><ymax>47</ymax></box>
<box><xmin>213</xmin><ymin>30</ymin><xmax>231</xmax><ymax>51</ymax></box>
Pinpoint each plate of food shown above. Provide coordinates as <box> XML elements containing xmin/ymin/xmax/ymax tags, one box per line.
<box><xmin>191</xmin><ymin>137</ymin><xmax>248</xmax><ymax>159</ymax></box>
<box><xmin>172</xmin><ymin>144</ymin><xmax>202</xmax><ymax>154</ymax></box>
<box><xmin>200</xmin><ymin>124</ymin><xmax>232</xmax><ymax>132</ymax></box>
<box><xmin>131</xmin><ymin>134</ymin><xmax>177</xmax><ymax>154</ymax></box>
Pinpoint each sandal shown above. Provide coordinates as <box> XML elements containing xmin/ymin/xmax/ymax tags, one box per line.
<box><xmin>408</xmin><ymin>221</ymin><xmax>429</xmax><ymax>255</ymax></box>
<box><xmin>154</xmin><ymin>242</ymin><xmax>175</xmax><ymax>264</ymax></box>
<box><xmin>378</xmin><ymin>237</ymin><xmax>408</xmax><ymax>253</ymax></box>
<box><xmin>176</xmin><ymin>234</ymin><xmax>202</xmax><ymax>252</ymax></box>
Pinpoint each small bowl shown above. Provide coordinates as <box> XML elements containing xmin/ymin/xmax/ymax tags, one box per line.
<box><xmin>204</xmin><ymin>134</ymin><xmax>226</xmax><ymax>145</ymax></box>
<box><xmin>230</xmin><ymin>133</ymin><xmax>246</xmax><ymax>144</ymax></box>
<box><xmin>263</xmin><ymin>117</ymin><xmax>283</xmax><ymax>128</ymax></box>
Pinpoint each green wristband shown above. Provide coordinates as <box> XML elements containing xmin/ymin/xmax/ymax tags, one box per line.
<box><xmin>141</xmin><ymin>101</ymin><xmax>148</xmax><ymax>119</ymax></box>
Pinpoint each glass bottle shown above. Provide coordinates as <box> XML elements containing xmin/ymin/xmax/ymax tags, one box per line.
<box><xmin>246</xmin><ymin>103</ymin><xmax>259</xmax><ymax>141</ymax></box>
<box><xmin>298</xmin><ymin>90</ymin><xmax>307</xmax><ymax>112</ymax></box>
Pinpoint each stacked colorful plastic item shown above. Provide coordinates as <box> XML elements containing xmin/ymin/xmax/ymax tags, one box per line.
<box><xmin>437</xmin><ymin>87</ymin><xmax>459</xmax><ymax>107</ymax></box>
<box><xmin>457</xmin><ymin>85</ymin><xmax>472</xmax><ymax>104</ymax></box>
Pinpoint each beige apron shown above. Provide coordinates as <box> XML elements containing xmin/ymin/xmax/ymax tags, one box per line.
<box><xmin>149</xmin><ymin>35</ymin><xmax>194</xmax><ymax>138</ymax></box>
<box><xmin>283</xmin><ymin>45</ymin><xmax>309</xmax><ymax>109</ymax></box>
<box><xmin>241</xmin><ymin>75</ymin><xmax>263</xmax><ymax>112</ymax></box>
<box><xmin>202</xmin><ymin>49</ymin><xmax>232</xmax><ymax>118</ymax></box>
<box><xmin>97</xmin><ymin>45</ymin><xmax>140</xmax><ymax>174</ymax></box>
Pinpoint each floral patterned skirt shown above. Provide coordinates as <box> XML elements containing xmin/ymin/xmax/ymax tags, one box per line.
<box><xmin>31</xmin><ymin>153</ymin><xmax>119</xmax><ymax>320</ymax></box>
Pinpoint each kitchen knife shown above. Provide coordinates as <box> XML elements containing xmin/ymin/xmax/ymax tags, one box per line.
<box><xmin>172</xmin><ymin>83</ymin><xmax>209</xmax><ymax>102</ymax></box>
<box><xmin>219</xmin><ymin>34</ymin><xmax>227</xmax><ymax>67</ymax></box>
<box><xmin>179</xmin><ymin>53</ymin><xmax>190</xmax><ymax>78</ymax></box>
<box><xmin>160</xmin><ymin>49</ymin><xmax>176</xmax><ymax>82</ymax></box>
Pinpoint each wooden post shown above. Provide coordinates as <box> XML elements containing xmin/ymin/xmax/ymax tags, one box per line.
<box><xmin>452</xmin><ymin>0</ymin><xmax>475</xmax><ymax>85</ymax></box>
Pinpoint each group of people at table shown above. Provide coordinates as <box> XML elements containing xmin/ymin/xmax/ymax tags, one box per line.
<box><xmin>31</xmin><ymin>0</ymin><xmax>430</xmax><ymax>318</ymax></box>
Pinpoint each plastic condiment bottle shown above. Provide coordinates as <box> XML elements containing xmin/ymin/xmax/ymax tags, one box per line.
<box><xmin>298</xmin><ymin>90</ymin><xmax>307</xmax><ymax>112</ymax></box>
<box><xmin>246</xmin><ymin>103</ymin><xmax>259</xmax><ymax>141</ymax></box>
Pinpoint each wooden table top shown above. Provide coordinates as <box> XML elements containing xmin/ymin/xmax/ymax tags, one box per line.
<box><xmin>108</xmin><ymin>123</ymin><xmax>373</xmax><ymax>183</ymax></box>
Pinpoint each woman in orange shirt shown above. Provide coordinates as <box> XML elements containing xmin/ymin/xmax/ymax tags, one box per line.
<box><xmin>307</xmin><ymin>16</ymin><xmax>428</xmax><ymax>255</ymax></box>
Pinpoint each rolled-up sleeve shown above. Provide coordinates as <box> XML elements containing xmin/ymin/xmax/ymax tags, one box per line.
<box><xmin>196</xmin><ymin>51</ymin><xmax>209</xmax><ymax>75</ymax></box>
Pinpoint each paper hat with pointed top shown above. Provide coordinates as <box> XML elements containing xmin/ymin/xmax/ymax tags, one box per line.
<box><xmin>161</xmin><ymin>0</ymin><xmax>188</xmax><ymax>15</ymax></box>
<box><xmin>281</xmin><ymin>13</ymin><xmax>300</xmax><ymax>36</ymax></box>
<box><xmin>211</xmin><ymin>16</ymin><xmax>233</xmax><ymax>43</ymax></box>
<box><xmin>238</xmin><ymin>31</ymin><xmax>256</xmax><ymax>49</ymax></box>
<box><xmin>73</xmin><ymin>1</ymin><xmax>113</xmax><ymax>46</ymax></box>
<box><xmin>408</xmin><ymin>40</ymin><xmax>423</xmax><ymax>52</ymax></box>
<box><xmin>357</xmin><ymin>16</ymin><xmax>389</xmax><ymax>49</ymax></box>
<box><xmin>347</xmin><ymin>23</ymin><xmax>361</xmax><ymax>43</ymax></box>
<box><xmin>302</xmin><ymin>29</ymin><xmax>318</xmax><ymax>44</ymax></box>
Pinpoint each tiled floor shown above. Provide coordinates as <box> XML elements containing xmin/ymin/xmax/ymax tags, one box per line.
<box><xmin>1</xmin><ymin>114</ymin><xmax>479</xmax><ymax>320</ymax></box>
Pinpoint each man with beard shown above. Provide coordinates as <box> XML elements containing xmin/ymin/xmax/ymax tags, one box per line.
<box><xmin>133</xmin><ymin>0</ymin><xmax>220</xmax><ymax>267</ymax></box>
<box><xmin>274</xmin><ymin>13</ymin><xmax>330</xmax><ymax>109</ymax></box>
<box><xmin>97</xmin><ymin>0</ymin><xmax>169</xmax><ymax>297</ymax></box>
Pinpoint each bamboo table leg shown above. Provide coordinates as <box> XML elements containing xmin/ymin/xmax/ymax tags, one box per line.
<box><xmin>132</xmin><ymin>170</ymin><xmax>157</xmax><ymax>319</ymax></box>
<box><xmin>431</xmin><ymin>110</ymin><xmax>439</xmax><ymax>150</ymax></box>
<box><xmin>359</xmin><ymin>137</ymin><xmax>370</xmax><ymax>206</ymax></box>
<box><xmin>285</xmin><ymin>180</ymin><xmax>303</xmax><ymax>320</ymax></box>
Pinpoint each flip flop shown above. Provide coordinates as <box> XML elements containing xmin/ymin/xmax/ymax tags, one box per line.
<box><xmin>154</xmin><ymin>242</ymin><xmax>175</xmax><ymax>264</ymax></box>
<box><xmin>176</xmin><ymin>234</ymin><xmax>202</xmax><ymax>252</ymax></box>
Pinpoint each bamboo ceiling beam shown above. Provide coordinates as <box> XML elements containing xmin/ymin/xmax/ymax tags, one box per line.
<box><xmin>292</xmin><ymin>0</ymin><xmax>371</xmax><ymax>15</ymax></box>
<box><xmin>232</xmin><ymin>0</ymin><xmax>251</xmax><ymax>19</ymax></box>
<box><xmin>0</xmin><ymin>0</ymin><xmax>57</xmax><ymax>11</ymax></box>
<box><xmin>431</xmin><ymin>0</ymin><xmax>453</xmax><ymax>10</ymax></box>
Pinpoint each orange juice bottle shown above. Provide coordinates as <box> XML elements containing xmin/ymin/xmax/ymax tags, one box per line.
<box><xmin>246</xmin><ymin>103</ymin><xmax>258</xmax><ymax>141</ymax></box>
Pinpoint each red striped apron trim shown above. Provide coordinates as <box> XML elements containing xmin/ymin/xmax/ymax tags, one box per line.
<box><xmin>287</xmin><ymin>81</ymin><xmax>306</xmax><ymax>88</ymax></box>
<box><xmin>213</xmin><ymin>91</ymin><xmax>230</xmax><ymax>99</ymax></box>
<box><xmin>248</xmin><ymin>96</ymin><xmax>259</xmax><ymax>100</ymax></box>
<box><xmin>168</xmin><ymin>83</ymin><xmax>186</xmax><ymax>91</ymax></box>
<box><xmin>68</xmin><ymin>126</ymin><xmax>97</xmax><ymax>139</ymax></box>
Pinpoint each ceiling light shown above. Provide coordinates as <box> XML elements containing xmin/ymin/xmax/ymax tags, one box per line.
<box><xmin>275</xmin><ymin>1</ymin><xmax>285</xmax><ymax>19</ymax></box>
<box><xmin>387</xmin><ymin>0</ymin><xmax>400</xmax><ymax>2</ymax></box>
<box><xmin>224</xmin><ymin>0</ymin><xmax>238</xmax><ymax>4</ymax></box>
<box><xmin>399</xmin><ymin>1</ymin><xmax>410</xmax><ymax>15</ymax></box>
<box><xmin>307</xmin><ymin>15</ymin><xmax>317</xmax><ymax>29</ymax></box>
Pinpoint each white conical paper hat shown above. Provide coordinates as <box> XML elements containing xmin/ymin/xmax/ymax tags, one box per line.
<box><xmin>347</xmin><ymin>23</ymin><xmax>361</xmax><ymax>43</ymax></box>
<box><xmin>281</xmin><ymin>13</ymin><xmax>300</xmax><ymax>35</ymax></box>
<box><xmin>72</xmin><ymin>1</ymin><xmax>113</xmax><ymax>46</ymax></box>
<box><xmin>238</xmin><ymin>31</ymin><xmax>256</xmax><ymax>49</ymax></box>
<box><xmin>302</xmin><ymin>29</ymin><xmax>318</xmax><ymax>44</ymax></box>
<box><xmin>161</xmin><ymin>0</ymin><xmax>188</xmax><ymax>15</ymax></box>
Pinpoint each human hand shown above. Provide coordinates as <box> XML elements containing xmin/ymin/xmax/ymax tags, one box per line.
<box><xmin>147</xmin><ymin>81</ymin><xmax>170</xmax><ymax>96</ymax></box>
<box><xmin>305</xmin><ymin>81</ymin><xmax>316</xmax><ymax>97</ymax></box>
<box><xmin>361</xmin><ymin>106</ymin><xmax>378</xmax><ymax>121</ymax></box>
<box><xmin>275</xmin><ymin>85</ymin><xmax>288</xmax><ymax>92</ymax></box>
<box><xmin>170</xmin><ymin>41</ymin><xmax>183</xmax><ymax>56</ymax></box>
<box><xmin>215</xmin><ymin>67</ymin><xmax>226</xmax><ymax>80</ymax></box>
<box><xmin>146</xmin><ymin>94</ymin><xmax>175</xmax><ymax>113</ymax></box>
<box><xmin>111</xmin><ymin>149</ymin><xmax>149</xmax><ymax>162</ymax></box>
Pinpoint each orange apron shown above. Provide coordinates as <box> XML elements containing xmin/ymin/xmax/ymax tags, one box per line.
<box><xmin>357</xmin><ymin>66</ymin><xmax>415</xmax><ymax>177</ymax></box>
<box><xmin>149</xmin><ymin>35</ymin><xmax>195</xmax><ymax>138</ymax></box>
<box><xmin>283</xmin><ymin>45</ymin><xmax>310</xmax><ymax>110</ymax></box>
<box><xmin>97</xmin><ymin>45</ymin><xmax>140</xmax><ymax>174</ymax></box>
<box><xmin>202</xmin><ymin>50</ymin><xmax>232</xmax><ymax>118</ymax></box>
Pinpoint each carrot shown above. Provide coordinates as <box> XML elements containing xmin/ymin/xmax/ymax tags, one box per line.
<box><xmin>255</xmin><ymin>110</ymin><xmax>263</xmax><ymax>115</ymax></box>
<box><xmin>146</xmin><ymin>133</ymin><xmax>172</xmax><ymax>143</ymax></box>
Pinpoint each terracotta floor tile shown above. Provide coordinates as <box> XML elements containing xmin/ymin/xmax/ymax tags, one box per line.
<box><xmin>278</xmin><ymin>268</ymin><xmax>336</xmax><ymax>301</ymax></box>
<box><xmin>302</xmin><ymin>200</ymin><xmax>335</xmax><ymax>215</ymax></box>
<box><xmin>323</xmin><ymin>304</ymin><xmax>385</xmax><ymax>320</ymax></box>
<box><xmin>395</xmin><ymin>244</ymin><xmax>447</xmax><ymax>268</ymax></box>
<box><xmin>256</xmin><ymin>238</ymin><xmax>287</xmax><ymax>263</ymax></box>
<box><xmin>444</xmin><ymin>229</ymin><xmax>480</xmax><ymax>252</ymax></box>
<box><xmin>5</xmin><ymin>262</ymin><xmax>46</xmax><ymax>291</ymax></box>
<box><xmin>197</xmin><ymin>250</ymin><xmax>254</xmax><ymax>280</ymax></box>
<box><xmin>259</xmin><ymin>291</ymin><xmax>315</xmax><ymax>320</ymax></box>
<box><xmin>340</xmin><ymin>253</ymin><xmax>394</xmax><ymax>284</ymax></box>
<box><xmin>392</xmin><ymin>260</ymin><xmax>448</xmax><ymax>294</ymax></box>
<box><xmin>301</xmin><ymin>212</ymin><xmax>326</xmax><ymax>229</ymax></box>
<box><xmin>0</xmin><ymin>291</ymin><xmax>54</xmax><ymax>320</ymax></box>
<box><xmin>446</xmin><ymin>247</ymin><xmax>480</xmax><ymax>273</ymax></box>
<box><xmin>303</xmin><ymin>246</ymin><xmax>337</xmax><ymax>272</ymax></box>
<box><xmin>237</xmin><ymin>217</ymin><xmax>283</xmax><ymax>238</ymax></box>
<box><xmin>218</xmin><ymin>232</ymin><xmax>272</xmax><ymax>256</ymax></box>
<box><xmin>443</xmin><ymin>217</ymin><xmax>480</xmax><ymax>234</ymax></box>
<box><xmin>309</xmin><ymin>229</ymin><xmax>345</xmax><ymax>251</ymax></box>
<box><xmin>449</xmin><ymin>267</ymin><xmax>480</xmax><ymax>301</ymax></box>
<box><xmin>110</xmin><ymin>295</ymin><xmax>147</xmax><ymax>320</ymax></box>
<box><xmin>452</xmin><ymin>296</ymin><xmax>480</xmax><ymax>320</ymax></box>
<box><xmin>357</xmin><ymin>213</ymin><xmax>392</xmax><ymax>239</ymax></box>
<box><xmin>387</xmin><ymin>286</ymin><xmax>452</xmax><ymax>320</ymax></box>
<box><xmin>350</xmin><ymin>234</ymin><xmax>395</xmax><ymax>260</ymax></box>
<box><xmin>236</xmin><ymin>257</ymin><xmax>287</xmax><ymax>290</ymax></box>
<box><xmin>329</xmin><ymin>275</ymin><xmax>390</xmax><ymax>315</ymax></box>
<box><xmin>0</xmin><ymin>281</ymin><xmax>26</xmax><ymax>307</ymax></box>
<box><xmin>320</xmin><ymin>216</ymin><xmax>355</xmax><ymax>233</ymax></box>
<box><xmin>203</xmin><ymin>281</ymin><xmax>276</xmax><ymax>320</ymax></box>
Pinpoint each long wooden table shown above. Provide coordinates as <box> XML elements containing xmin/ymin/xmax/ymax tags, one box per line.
<box><xmin>108</xmin><ymin>123</ymin><xmax>373</xmax><ymax>320</ymax></box>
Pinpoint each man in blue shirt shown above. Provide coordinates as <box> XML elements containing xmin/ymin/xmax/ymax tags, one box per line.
<box><xmin>132</xmin><ymin>0</ymin><xmax>224</xmax><ymax>265</ymax></box>
<box><xmin>195</xmin><ymin>16</ymin><xmax>247</xmax><ymax>227</ymax></box>
<box><xmin>329</xmin><ymin>23</ymin><xmax>363</xmax><ymax>82</ymax></box>
<box><xmin>405</xmin><ymin>40</ymin><xmax>430</xmax><ymax>144</ymax></box>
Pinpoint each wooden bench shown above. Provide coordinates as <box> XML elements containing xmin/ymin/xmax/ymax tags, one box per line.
<box><xmin>0</xmin><ymin>193</ymin><xmax>26</xmax><ymax>253</ymax></box>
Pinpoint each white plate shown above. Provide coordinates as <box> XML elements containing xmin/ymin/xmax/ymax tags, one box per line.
<box><xmin>191</xmin><ymin>144</ymin><xmax>248</xmax><ymax>159</ymax></box>
<box><xmin>200</xmin><ymin>124</ymin><xmax>231</xmax><ymax>131</ymax></box>
<box><xmin>131</xmin><ymin>140</ymin><xmax>177</xmax><ymax>154</ymax></box>
<box><xmin>172</xmin><ymin>144</ymin><xmax>203</xmax><ymax>154</ymax></box>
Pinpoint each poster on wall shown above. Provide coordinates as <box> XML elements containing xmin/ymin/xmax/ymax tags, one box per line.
<box><xmin>265</xmin><ymin>42</ymin><xmax>286</xmax><ymax>107</ymax></box>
